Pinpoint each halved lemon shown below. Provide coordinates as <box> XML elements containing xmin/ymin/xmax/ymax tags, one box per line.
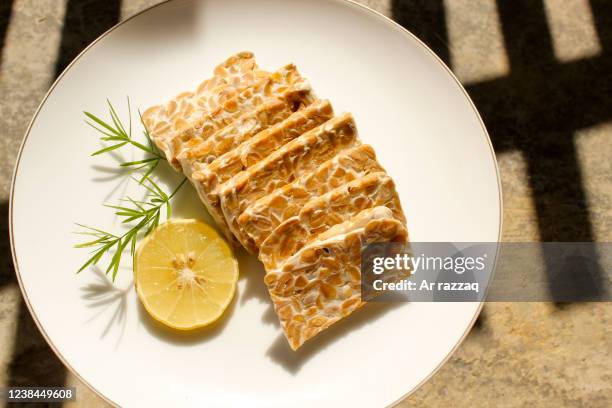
<box><xmin>134</xmin><ymin>219</ymin><xmax>238</xmax><ymax>330</ymax></box>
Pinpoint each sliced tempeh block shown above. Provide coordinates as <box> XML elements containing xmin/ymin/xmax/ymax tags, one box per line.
<box><xmin>218</xmin><ymin>113</ymin><xmax>359</xmax><ymax>252</ymax></box>
<box><xmin>205</xmin><ymin>100</ymin><xmax>333</xmax><ymax>183</ymax></box>
<box><xmin>174</xmin><ymin>99</ymin><xmax>294</xmax><ymax>245</ymax></box>
<box><xmin>178</xmin><ymin>96</ymin><xmax>298</xmax><ymax>179</ymax></box>
<box><xmin>142</xmin><ymin>52</ymin><xmax>262</xmax><ymax>164</ymax></box>
<box><xmin>191</xmin><ymin>100</ymin><xmax>334</xmax><ymax>241</ymax></box>
<box><xmin>238</xmin><ymin>144</ymin><xmax>385</xmax><ymax>249</ymax></box>
<box><xmin>165</xmin><ymin>64</ymin><xmax>312</xmax><ymax>169</ymax></box>
<box><xmin>264</xmin><ymin>207</ymin><xmax>408</xmax><ymax>350</ymax></box>
<box><xmin>259</xmin><ymin>172</ymin><xmax>405</xmax><ymax>270</ymax></box>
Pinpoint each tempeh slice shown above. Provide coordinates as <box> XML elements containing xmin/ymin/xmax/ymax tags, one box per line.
<box><xmin>203</xmin><ymin>100</ymin><xmax>333</xmax><ymax>185</ymax></box>
<box><xmin>238</xmin><ymin>144</ymin><xmax>385</xmax><ymax>249</ymax></box>
<box><xmin>264</xmin><ymin>207</ymin><xmax>408</xmax><ymax>350</ymax></box>
<box><xmin>218</xmin><ymin>113</ymin><xmax>359</xmax><ymax>252</ymax></box>
<box><xmin>175</xmin><ymin>100</ymin><xmax>293</xmax><ymax>244</ymax></box>
<box><xmin>142</xmin><ymin>52</ymin><xmax>261</xmax><ymax>164</ymax></box>
<box><xmin>191</xmin><ymin>100</ymin><xmax>334</xmax><ymax>241</ymax></box>
<box><xmin>178</xmin><ymin>97</ymin><xmax>298</xmax><ymax>179</ymax></box>
<box><xmin>165</xmin><ymin>64</ymin><xmax>312</xmax><ymax>168</ymax></box>
<box><xmin>259</xmin><ymin>172</ymin><xmax>405</xmax><ymax>270</ymax></box>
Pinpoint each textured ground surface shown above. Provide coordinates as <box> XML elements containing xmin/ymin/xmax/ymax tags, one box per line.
<box><xmin>0</xmin><ymin>0</ymin><xmax>610</xmax><ymax>407</ymax></box>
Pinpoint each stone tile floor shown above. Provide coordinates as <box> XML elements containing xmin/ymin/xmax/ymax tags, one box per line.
<box><xmin>0</xmin><ymin>0</ymin><xmax>610</xmax><ymax>406</ymax></box>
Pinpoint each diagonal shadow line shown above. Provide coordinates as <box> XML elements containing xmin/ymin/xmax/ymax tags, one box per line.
<box><xmin>0</xmin><ymin>202</ymin><xmax>15</xmax><ymax>289</ymax></box>
<box><xmin>0</xmin><ymin>0</ymin><xmax>13</xmax><ymax>67</ymax></box>
<box><xmin>590</xmin><ymin>0</ymin><xmax>612</xmax><ymax>51</ymax></box>
<box><xmin>495</xmin><ymin>0</ymin><xmax>556</xmax><ymax>68</ymax></box>
<box><xmin>391</xmin><ymin>0</ymin><xmax>449</xmax><ymax>65</ymax></box>
<box><xmin>0</xmin><ymin>200</ymin><xmax>13</xmax><ymax>288</ymax></box>
<box><xmin>6</xmin><ymin>300</ymin><xmax>69</xmax><ymax>390</ymax></box>
<box><xmin>54</xmin><ymin>0</ymin><xmax>122</xmax><ymax>78</ymax></box>
<box><xmin>1</xmin><ymin>201</ymin><xmax>68</xmax><ymax>390</ymax></box>
<box><xmin>391</xmin><ymin>0</ymin><xmax>611</xmax><ymax>302</ymax></box>
<box><xmin>466</xmin><ymin>53</ymin><xmax>612</xmax><ymax>138</ymax></box>
<box><xmin>0</xmin><ymin>0</ymin><xmax>13</xmax><ymax>62</ymax></box>
<box><xmin>483</xmin><ymin>0</ymin><xmax>612</xmax><ymax>133</ymax></box>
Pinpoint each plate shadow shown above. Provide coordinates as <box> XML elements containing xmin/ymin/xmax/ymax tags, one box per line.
<box><xmin>266</xmin><ymin>301</ymin><xmax>404</xmax><ymax>374</ymax></box>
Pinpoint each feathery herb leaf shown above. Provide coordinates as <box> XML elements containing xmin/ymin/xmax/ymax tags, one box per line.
<box><xmin>83</xmin><ymin>98</ymin><xmax>165</xmax><ymax>183</ymax></box>
<box><xmin>76</xmin><ymin>99</ymin><xmax>187</xmax><ymax>280</ymax></box>
<box><xmin>75</xmin><ymin>175</ymin><xmax>186</xmax><ymax>280</ymax></box>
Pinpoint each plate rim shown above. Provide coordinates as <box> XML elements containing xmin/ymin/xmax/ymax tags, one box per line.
<box><xmin>8</xmin><ymin>0</ymin><xmax>504</xmax><ymax>406</ymax></box>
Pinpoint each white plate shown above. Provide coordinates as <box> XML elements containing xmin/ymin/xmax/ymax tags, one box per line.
<box><xmin>10</xmin><ymin>0</ymin><xmax>501</xmax><ymax>406</ymax></box>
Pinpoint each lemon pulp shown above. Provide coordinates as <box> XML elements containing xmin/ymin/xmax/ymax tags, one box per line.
<box><xmin>134</xmin><ymin>219</ymin><xmax>238</xmax><ymax>330</ymax></box>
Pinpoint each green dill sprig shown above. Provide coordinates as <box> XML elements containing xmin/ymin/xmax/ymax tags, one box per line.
<box><xmin>84</xmin><ymin>98</ymin><xmax>165</xmax><ymax>182</ymax></box>
<box><xmin>75</xmin><ymin>176</ymin><xmax>187</xmax><ymax>279</ymax></box>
